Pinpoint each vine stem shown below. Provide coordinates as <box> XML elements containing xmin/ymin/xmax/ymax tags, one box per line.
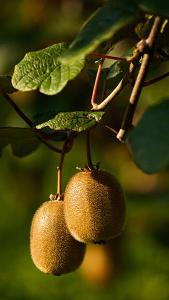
<box><xmin>2</xmin><ymin>92</ymin><xmax>62</xmax><ymax>153</ymax></box>
<box><xmin>86</xmin><ymin>130</ymin><xmax>94</xmax><ymax>170</ymax></box>
<box><xmin>100</xmin><ymin>78</ymin><xmax>107</xmax><ymax>102</ymax></box>
<box><xmin>143</xmin><ymin>71</ymin><xmax>169</xmax><ymax>86</ymax></box>
<box><xmin>116</xmin><ymin>16</ymin><xmax>163</xmax><ymax>141</ymax></box>
<box><xmin>91</xmin><ymin>60</ymin><xmax>104</xmax><ymax>108</ymax></box>
<box><xmin>92</xmin><ymin>75</ymin><xmax>128</xmax><ymax>110</ymax></box>
<box><xmin>2</xmin><ymin>92</ymin><xmax>33</xmax><ymax>127</ymax></box>
<box><xmin>90</xmin><ymin>54</ymin><xmax>129</xmax><ymax>110</ymax></box>
<box><xmin>89</xmin><ymin>52</ymin><xmax>128</xmax><ymax>61</ymax></box>
<box><xmin>37</xmin><ymin>135</ymin><xmax>62</xmax><ymax>153</ymax></box>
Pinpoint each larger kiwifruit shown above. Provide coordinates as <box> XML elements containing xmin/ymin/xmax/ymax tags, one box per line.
<box><xmin>30</xmin><ymin>199</ymin><xmax>86</xmax><ymax>275</ymax></box>
<box><xmin>64</xmin><ymin>169</ymin><xmax>126</xmax><ymax>243</ymax></box>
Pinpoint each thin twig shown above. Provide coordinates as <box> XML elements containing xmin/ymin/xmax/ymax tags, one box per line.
<box><xmin>98</xmin><ymin>121</ymin><xmax>118</xmax><ymax>136</ymax></box>
<box><xmin>86</xmin><ymin>130</ymin><xmax>94</xmax><ymax>170</ymax></box>
<box><xmin>90</xmin><ymin>52</ymin><xmax>128</xmax><ymax>62</ymax></box>
<box><xmin>1</xmin><ymin>93</ymin><xmax>62</xmax><ymax>153</ymax></box>
<box><xmin>37</xmin><ymin>135</ymin><xmax>62</xmax><ymax>153</ymax></box>
<box><xmin>143</xmin><ymin>71</ymin><xmax>169</xmax><ymax>86</ymax></box>
<box><xmin>104</xmin><ymin>124</ymin><xmax>118</xmax><ymax>135</ymax></box>
<box><xmin>91</xmin><ymin>60</ymin><xmax>104</xmax><ymax>108</ymax></box>
<box><xmin>117</xmin><ymin>16</ymin><xmax>163</xmax><ymax>141</ymax></box>
<box><xmin>92</xmin><ymin>75</ymin><xmax>128</xmax><ymax>111</ymax></box>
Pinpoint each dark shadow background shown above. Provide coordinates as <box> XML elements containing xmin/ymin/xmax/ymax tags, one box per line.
<box><xmin>0</xmin><ymin>1</ymin><xmax>169</xmax><ymax>299</ymax></box>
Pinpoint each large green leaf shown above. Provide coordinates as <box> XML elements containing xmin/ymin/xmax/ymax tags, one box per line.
<box><xmin>0</xmin><ymin>127</ymin><xmax>40</xmax><ymax>157</ymax></box>
<box><xmin>12</xmin><ymin>43</ymin><xmax>85</xmax><ymax>95</ymax></box>
<box><xmin>36</xmin><ymin>111</ymin><xmax>105</xmax><ymax>132</ymax></box>
<box><xmin>60</xmin><ymin>1</ymin><xmax>139</xmax><ymax>63</ymax></box>
<box><xmin>127</xmin><ymin>99</ymin><xmax>169</xmax><ymax>174</ymax></box>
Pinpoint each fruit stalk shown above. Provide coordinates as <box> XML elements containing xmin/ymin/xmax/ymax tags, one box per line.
<box><xmin>86</xmin><ymin>130</ymin><xmax>94</xmax><ymax>170</ymax></box>
<box><xmin>57</xmin><ymin>140</ymin><xmax>68</xmax><ymax>198</ymax></box>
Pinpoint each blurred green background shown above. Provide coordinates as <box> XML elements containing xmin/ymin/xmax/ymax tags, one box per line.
<box><xmin>1</xmin><ymin>1</ymin><xmax>169</xmax><ymax>299</ymax></box>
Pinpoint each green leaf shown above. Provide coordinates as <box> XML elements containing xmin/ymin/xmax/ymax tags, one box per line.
<box><xmin>127</xmin><ymin>99</ymin><xmax>169</xmax><ymax>174</ymax></box>
<box><xmin>12</xmin><ymin>43</ymin><xmax>85</xmax><ymax>95</ymax></box>
<box><xmin>60</xmin><ymin>2</ymin><xmax>139</xmax><ymax>63</ymax></box>
<box><xmin>0</xmin><ymin>127</ymin><xmax>40</xmax><ymax>157</ymax></box>
<box><xmin>36</xmin><ymin>111</ymin><xmax>105</xmax><ymax>132</ymax></box>
<box><xmin>0</xmin><ymin>75</ymin><xmax>16</xmax><ymax>94</ymax></box>
<box><xmin>33</xmin><ymin>112</ymin><xmax>70</xmax><ymax>141</ymax></box>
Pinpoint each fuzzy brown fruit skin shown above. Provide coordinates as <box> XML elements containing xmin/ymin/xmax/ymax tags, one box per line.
<box><xmin>30</xmin><ymin>200</ymin><xmax>86</xmax><ymax>275</ymax></box>
<box><xmin>64</xmin><ymin>169</ymin><xmax>126</xmax><ymax>243</ymax></box>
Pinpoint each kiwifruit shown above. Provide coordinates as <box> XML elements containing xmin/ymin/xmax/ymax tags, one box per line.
<box><xmin>30</xmin><ymin>199</ymin><xmax>86</xmax><ymax>275</ymax></box>
<box><xmin>64</xmin><ymin>169</ymin><xmax>126</xmax><ymax>243</ymax></box>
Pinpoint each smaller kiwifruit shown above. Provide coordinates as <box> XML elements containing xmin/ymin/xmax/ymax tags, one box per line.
<box><xmin>64</xmin><ymin>169</ymin><xmax>126</xmax><ymax>243</ymax></box>
<box><xmin>30</xmin><ymin>199</ymin><xmax>86</xmax><ymax>275</ymax></box>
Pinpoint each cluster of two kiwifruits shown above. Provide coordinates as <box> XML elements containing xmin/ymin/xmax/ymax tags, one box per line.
<box><xmin>30</xmin><ymin>168</ymin><xmax>126</xmax><ymax>276</ymax></box>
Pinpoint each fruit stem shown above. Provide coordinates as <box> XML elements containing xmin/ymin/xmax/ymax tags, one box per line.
<box><xmin>57</xmin><ymin>166</ymin><xmax>62</xmax><ymax>199</ymax></box>
<box><xmin>86</xmin><ymin>130</ymin><xmax>94</xmax><ymax>170</ymax></box>
<box><xmin>57</xmin><ymin>139</ymin><xmax>70</xmax><ymax>199</ymax></box>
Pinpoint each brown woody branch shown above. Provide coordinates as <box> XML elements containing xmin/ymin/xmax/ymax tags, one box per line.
<box><xmin>117</xmin><ymin>16</ymin><xmax>163</xmax><ymax>141</ymax></box>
